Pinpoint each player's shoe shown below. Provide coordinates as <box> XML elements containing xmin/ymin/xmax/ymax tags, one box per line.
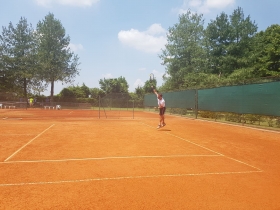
<box><xmin>162</xmin><ymin>123</ymin><xmax>166</xmax><ymax>127</ymax></box>
<box><xmin>157</xmin><ymin>125</ymin><xmax>161</xmax><ymax>129</ymax></box>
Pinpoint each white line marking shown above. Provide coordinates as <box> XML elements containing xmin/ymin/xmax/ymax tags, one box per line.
<box><xmin>141</xmin><ymin>122</ymin><xmax>223</xmax><ymax>156</ymax></box>
<box><xmin>68</xmin><ymin>111</ymin><xmax>73</xmax><ymax>115</ymax></box>
<box><xmin>4</xmin><ymin>124</ymin><xmax>55</xmax><ymax>162</ymax></box>
<box><xmin>165</xmin><ymin>133</ymin><xmax>262</xmax><ymax>171</ymax></box>
<box><xmin>0</xmin><ymin>170</ymin><xmax>263</xmax><ymax>187</ymax></box>
<box><xmin>1</xmin><ymin>154</ymin><xmax>221</xmax><ymax>164</ymax></box>
<box><xmin>3</xmin><ymin>117</ymin><xmax>22</xmax><ymax>120</ymax></box>
<box><xmin>194</xmin><ymin>118</ymin><xmax>280</xmax><ymax>134</ymax></box>
<box><xmin>167</xmin><ymin>133</ymin><xmax>224</xmax><ymax>156</ymax></box>
<box><xmin>0</xmin><ymin>134</ymin><xmax>34</xmax><ymax>136</ymax></box>
<box><xmin>224</xmin><ymin>156</ymin><xmax>262</xmax><ymax>171</ymax></box>
<box><xmin>141</xmin><ymin>122</ymin><xmax>262</xmax><ymax>171</ymax></box>
<box><xmin>154</xmin><ymin>112</ymin><xmax>280</xmax><ymax>134</ymax></box>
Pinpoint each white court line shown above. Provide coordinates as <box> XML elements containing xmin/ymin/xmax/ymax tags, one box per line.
<box><xmin>1</xmin><ymin>154</ymin><xmax>221</xmax><ymax>164</ymax></box>
<box><xmin>0</xmin><ymin>170</ymin><xmax>263</xmax><ymax>187</ymax></box>
<box><xmin>0</xmin><ymin>134</ymin><xmax>34</xmax><ymax>136</ymax></box>
<box><xmin>141</xmin><ymin>122</ymin><xmax>223</xmax><ymax>156</ymax></box>
<box><xmin>166</xmin><ymin>132</ymin><xmax>262</xmax><ymax>171</ymax></box>
<box><xmin>167</xmin><ymin>114</ymin><xmax>280</xmax><ymax>134</ymax></box>
<box><xmin>4</xmin><ymin>124</ymin><xmax>55</xmax><ymax>162</ymax></box>
<box><xmin>141</xmin><ymin>122</ymin><xmax>262</xmax><ymax>172</ymax></box>
<box><xmin>2</xmin><ymin>117</ymin><xmax>22</xmax><ymax>120</ymax></box>
<box><xmin>194</xmin><ymin>118</ymin><xmax>280</xmax><ymax>134</ymax></box>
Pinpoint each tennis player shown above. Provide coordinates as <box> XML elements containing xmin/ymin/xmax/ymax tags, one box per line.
<box><xmin>152</xmin><ymin>86</ymin><xmax>166</xmax><ymax>129</ymax></box>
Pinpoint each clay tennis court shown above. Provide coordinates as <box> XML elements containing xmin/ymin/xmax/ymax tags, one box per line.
<box><xmin>0</xmin><ymin>109</ymin><xmax>280</xmax><ymax>209</ymax></box>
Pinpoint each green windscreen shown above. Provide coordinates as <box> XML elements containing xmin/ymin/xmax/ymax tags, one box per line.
<box><xmin>144</xmin><ymin>90</ymin><xmax>196</xmax><ymax>109</ymax></box>
<box><xmin>198</xmin><ymin>81</ymin><xmax>280</xmax><ymax>116</ymax></box>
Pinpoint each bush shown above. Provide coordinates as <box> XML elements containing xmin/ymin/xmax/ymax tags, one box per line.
<box><xmin>225</xmin><ymin>113</ymin><xmax>242</xmax><ymax>123</ymax></box>
<box><xmin>199</xmin><ymin>111</ymin><xmax>216</xmax><ymax>119</ymax></box>
<box><xmin>276</xmin><ymin>117</ymin><xmax>280</xmax><ymax>128</ymax></box>
<box><xmin>243</xmin><ymin>114</ymin><xmax>262</xmax><ymax>125</ymax></box>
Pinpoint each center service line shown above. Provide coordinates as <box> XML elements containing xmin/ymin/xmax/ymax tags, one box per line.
<box><xmin>4</xmin><ymin>124</ymin><xmax>55</xmax><ymax>162</ymax></box>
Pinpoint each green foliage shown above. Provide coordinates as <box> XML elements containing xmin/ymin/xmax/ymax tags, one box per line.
<box><xmin>134</xmin><ymin>86</ymin><xmax>145</xmax><ymax>99</ymax></box>
<box><xmin>243</xmin><ymin>114</ymin><xmax>262</xmax><ymax>125</ymax></box>
<box><xmin>59</xmin><ymin>84</ymin><xmax>105</xmax><ymax>102</ymax></box>
<box><xmin>276</xmin><ymin>117</ymin><xmax>280</xmax><ymax>128</ymax></box>
<box><xmin>159</xmin><ymin>10</ymin><xmax>206</xmax><ymax>89</ymax></box>
<box><xmin>199</xmin><ymin>111</ymin><xmax>217</xmax><ymax>119</ymax></box>
<box><xmin>182</xmin><ymin>73</ymin><xmax>221</xmax><ymax>89</ymax></box>
<box><xmin>0</xmin><ymin>17</ymin><xmax>43</xmax><ymax>97</ymax></box>
<box><xmin>143</xmin><ymin>78</ymin><xmax>157</xmax><ymax>94</ymax></box>
<box><xmin>253</xmin><ymin>24</ymin><xmax>280</xmax><ymax>76</ymax></box>
<box><xmin>225</xmin><ymin>113</ymin><xmax>242</xmax><ymax>123</ymax></box>
<box><xmin>89</xmin><ymin>87</ymin><xmax>105</xmax><ymax>99</ymax></box>
<box><xmin>36</xmin><ymin>13</ymin><xmax>80</xmax><ymax>99</ymax></box>
<box><xmin>99</xmin><ymin>76</ymin><xmax>129</xmax><ymax>94</ymax></box>
<box><xmin>160</xmin><ymin>7</ymin><xmax>261</xmax><ymax>91</ymax></box>
<box><xmin>221</xmin><ymin>68</ymin><xmax>255</xmax><ymax>85</ymax></box>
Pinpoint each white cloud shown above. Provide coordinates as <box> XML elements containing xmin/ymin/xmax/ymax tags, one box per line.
<box><xmin>118</xmin><ymin>24</ymin><xmax>167</xmax><ymax>54</ymax></box>
<box><xmin>152</xmin><ymin>69</ymin><xmax>164</xmax><ymax>81</ymax></box>
<box><xmin>101</xmin><ymin>73</ymin><xmax>113</xmax><ymax>79</ymax></box>
<box><xmin>189</xmin><ymin>0</ymin><xmax>202</xmax><ymax>7</ymax></box>
<box><xmin>205</xmin><ymin>0</ymin><xmax>235</xmax><ymax>9</ymax></box>
<box><xmin>69</xmin><ymin>43</ymin><xmax>84</xmax><ymax>52</ymax></box>
<box><xmin>176</xmin><ymin>0</ymin><xmax>235</xmax><ymax>14</ymax></box>
<box><xmin>34</xmin><ymin>0</ymin><xmax>99</xmax><ymax>7</ymax></box>
<box><xmin>133</xmin><ymin>79</ymin><xmax>144</xmax><ymax>88</ymax></box>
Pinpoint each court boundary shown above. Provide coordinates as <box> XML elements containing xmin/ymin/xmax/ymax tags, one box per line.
<box><xmin>0</xmin><ymin>120</ymin><xmax>263</xmax><ymax>187</ymax></box>
<box><xmin>141</xmin><ymin>122</ymin><xmax>263</xmax><ymax>172</ymax></box>
<box><xmin>0</xmin><ymin>170</ymin><xmax>263</xmax><ymax>187</ymax></box>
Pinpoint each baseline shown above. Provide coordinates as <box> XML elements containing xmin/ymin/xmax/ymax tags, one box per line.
<box><xmin>0</xmin><ymin>170</ymin><xmax>262</xmax><ymax>187</ymax></box>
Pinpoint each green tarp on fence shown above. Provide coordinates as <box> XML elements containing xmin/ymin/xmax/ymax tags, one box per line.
<box><xmin>144</xmin><ymin>81</ymin><xmax>280</xmax><ymax>116</ymax></box>
<box><xmin>144</xmin><ymin>90</ymin><xmax>196</xmax><ymax>109</ymax></box>
<box><xmin>198</xmin><ymin>81</ymin><xmax>280</xmax><ymax>116</ymax></box>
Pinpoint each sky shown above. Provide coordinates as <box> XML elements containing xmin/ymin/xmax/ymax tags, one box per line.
<box><xmin>1</xmin><ymin>0</ymin><xmax>280</xmax><ymax>95</ymax></box>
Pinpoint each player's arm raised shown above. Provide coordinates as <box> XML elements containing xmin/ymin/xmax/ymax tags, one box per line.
<box><xmin>151</xmin><ymin>86</ymin><xmax>158</xmax><ymax>96</ymax></box>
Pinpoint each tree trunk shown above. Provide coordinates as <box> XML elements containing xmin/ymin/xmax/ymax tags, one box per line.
<box><xmin>50</xmin><ymin>80</ymin><xmax>54</xmax><ymax>104</ymax></box>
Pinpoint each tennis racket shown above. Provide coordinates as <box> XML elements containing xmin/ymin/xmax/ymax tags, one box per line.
<box><xmin>150</xmin><ymin>73</ymin><xmax>155</xmax><ymax>90</ymax></box>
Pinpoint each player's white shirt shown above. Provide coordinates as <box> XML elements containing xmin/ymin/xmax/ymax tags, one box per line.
<box><xmin>157</xmin><ymin>95</ymin><xmax>165</xmax><ymax>108</ymax></box>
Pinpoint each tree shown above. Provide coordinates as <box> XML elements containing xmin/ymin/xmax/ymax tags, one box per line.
<box><xmin>99</xmin><ymin>76</ymin><xmax>129</xmax><ymax>94</ymax></box>
<box><xmin>205</xmin><ymin>12</ymin><xmax>231</xmax><ymax>74</ymax></box>
<box><xmin>134</xmin><ymin>86</ymin><xmax>145</xmax><ymax>99</ymax></box>
<box><xmin>89</xmin><ymin>87</ymin><xmax>105</xmax><ymax>99</ymax></box>
<box><xmin>253</xmin><ymin>24</ymin><xmax>280</xmax><ymax>76</ymax></box>
<box><xmin>227</xmin><ymin>7</ymin><xmax>257</xmax><ymax>72</ymax></box>
<box><xmin>205</xmin><ymin>7</ymin><xmax>257</xmax><ymax>75</ymax></box>
<box><xmin>0</xmin><ymin>17</ymin><xmax>40</xmax><ymax>97</ymax></box>
<box><xmin>159</xmin><ymin>10</ymin><xmax>206</xmax><ymax>90</ymax></box>
<box><xmin>143</xmin><ymin>77</ymin><xmax>157</xmax><ymax>94</ymax></box>
<box><xmin>36</xmin><ymin>13</ymin><xmax>80</xmax><ymax>101</ymax></box>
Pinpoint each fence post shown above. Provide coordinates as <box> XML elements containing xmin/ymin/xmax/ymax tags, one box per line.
<box><xmin>133</xmin><ymin>100</ymin><xmax>134</xmax><ymax>119</ymax></box>
<box><xmin>98</xmin><ymin>96</ymin><xmax>100</xmax><ymax>119</ymax></box>
<box><xmin>195</xmin><ymin>89</ymin><xmax>198</xmax><ymax>119</ymax></box>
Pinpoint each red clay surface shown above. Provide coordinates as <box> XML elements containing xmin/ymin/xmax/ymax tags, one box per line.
<box><xmin>0</xmin><ymin>109</ymin><xmax>280</xmax><ymax>209</ymax></box>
